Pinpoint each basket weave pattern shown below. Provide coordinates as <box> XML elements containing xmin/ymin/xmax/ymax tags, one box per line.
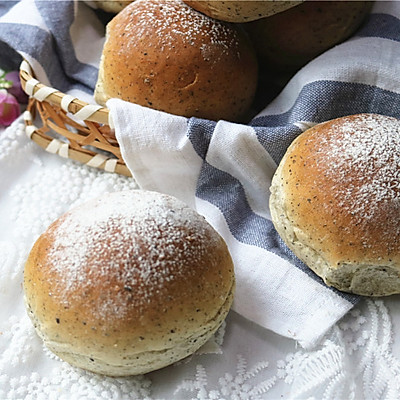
<box><xmin>19</xmin><ymin>60</ymin><xmax>131</xmax><ymax>177</ymax></box>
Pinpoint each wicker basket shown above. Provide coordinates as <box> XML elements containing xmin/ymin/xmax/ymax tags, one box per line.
<box><xmin>19</xmin><ymin>60</ymin><xmax>131</xmax><ymax>177</ymax></box>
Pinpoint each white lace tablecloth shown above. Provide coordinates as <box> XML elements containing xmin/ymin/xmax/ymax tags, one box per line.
<box><xmin>1</xmin><ymin>118</ymin><xmax>400</xmax><ymax>400</ymax></box>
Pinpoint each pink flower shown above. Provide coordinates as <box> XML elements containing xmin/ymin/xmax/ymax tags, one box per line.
<box><xmin>5</xmin><ymin>71</ymin><xmax>28</xmax><ymax>104</ymax></box>
<box><xmin>0</xmin><ymin>89</ymin><xmax>20</xmax><ymax>126</ymax></box>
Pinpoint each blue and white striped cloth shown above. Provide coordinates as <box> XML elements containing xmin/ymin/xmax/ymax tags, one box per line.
<box><xmin>1</xmin><ymin>0</ymin><xmax>400</xmax><ymax>348</ymax></box>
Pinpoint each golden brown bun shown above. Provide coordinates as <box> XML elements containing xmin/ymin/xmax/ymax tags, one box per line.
<box><xmin>94</xmin><ymin>0</ymin><xmax>258</xmax><ymax>122</ymax></box>
<box><xmin>24</xmin><ymin>190</ymin><xmax>235</xmax><ymax>376</ymax></box>
<box><xmin>270</xmin><ymin>114</ymin><xmax>400</xmax><ymax>296</ymax></box>
<box><xmin>183</xmin><ymin>0</ymin><xmax>302</xmax><ymax>23</ymax></box>
<box><xmin>85</xmin><ymin>0</ymin><xmax>133</xmax><ymax>13</ymax></box>
<box><xmin>245</xmin><ymin>1</ymin><xmax>372</xmax><ymax>73</ymax></box>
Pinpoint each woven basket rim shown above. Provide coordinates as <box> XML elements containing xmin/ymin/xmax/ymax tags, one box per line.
<box><xmin>19</xmin><ymin>59</ymin><xmax>110</xmax><ymax>125</ymax></box>
<box><xmin>19</xmin><ymin>59</ymin><xmax>132</xmax><ymax>177</ymax></box>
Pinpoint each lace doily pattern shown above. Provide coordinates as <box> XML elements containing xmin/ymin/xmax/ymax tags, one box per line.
<box><xmin>0</xmin><ymin>298</ymin><xmax>398</xmax><ymax>399</ymax></box>
<box><xmin>175</xmin><ymin>300</ymin><xmax>400</xmax><ymax>400</ymax></box>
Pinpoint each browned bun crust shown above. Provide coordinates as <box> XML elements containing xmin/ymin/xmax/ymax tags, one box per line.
<box><xmin>183</xmin><ymin>0</ymin><xmax>302</xmax><ymax>23</ymax></box>
<box><xmin>270</xmin><ymin>114</ymin><xmax>400</xmax><ymax>296</ymax></box>
<box><xmin>245</xmin><ymin>1</ymin><xmax>372</xmax><ymax>73</ymax></box>
<box><xmin>94</xmin><ymin>0</ymin><xmax>258</xmax><ymax>122</ymax></box>
<box><xmin>24</xmin><ymin>190</ymin><xmax>235</xmax><ymax>376</ymax></box>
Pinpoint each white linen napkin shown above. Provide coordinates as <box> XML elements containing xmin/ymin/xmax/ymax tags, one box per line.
<box><xmin>108</xmin><ymin>101</ymin><xmax>358</xmax><ymax>349</ymax></box>
<box><xmin>1</xmin><ymin>0</ymin><xmax>400</xmax><ymax>348</ymax></box>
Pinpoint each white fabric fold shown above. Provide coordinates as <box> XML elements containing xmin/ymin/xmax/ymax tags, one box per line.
<box><xmin>109</xmin><ymin>99</ymin><xmax>356</xmax><ymax>349</ymax></box>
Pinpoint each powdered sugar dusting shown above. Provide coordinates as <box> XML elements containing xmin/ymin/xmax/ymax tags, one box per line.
<box><xmin>118</xmin><ymin>0</ymin><xmax>240</xmax><ymax>60</ymax></box>
<box><xmin>46</xmin><ymin>190</ymin><xmax>219</xmax><ymax>321</ymax></box>
<box><xmin>315</xmin><ymin>114</ymin><xmax>400</xmax><ymax>232</ymax></box>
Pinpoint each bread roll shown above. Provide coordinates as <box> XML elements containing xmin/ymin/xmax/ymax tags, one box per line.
<box><xmin>95</xmin><ymin>0</ymin><xmax>258</xmax><ymax>122</ymax></box>
<box><xmin>270</xmin><ymin>114</ymin><xmax>400</xmax><ymax>296</ymax></box>
<box><xmin>245</xmin><ymin>1</ymin><xmax>372</xmax><ymax>73</ymax></box>
<box><xmin>24</xmin><ymin>190</ymin><xmax>235</xmax><ymax>376</ymax></box>
<box><xmin>183</xmin><ymin>0</ymin><xmax>302</xmax><ymax>23</ymax></box>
